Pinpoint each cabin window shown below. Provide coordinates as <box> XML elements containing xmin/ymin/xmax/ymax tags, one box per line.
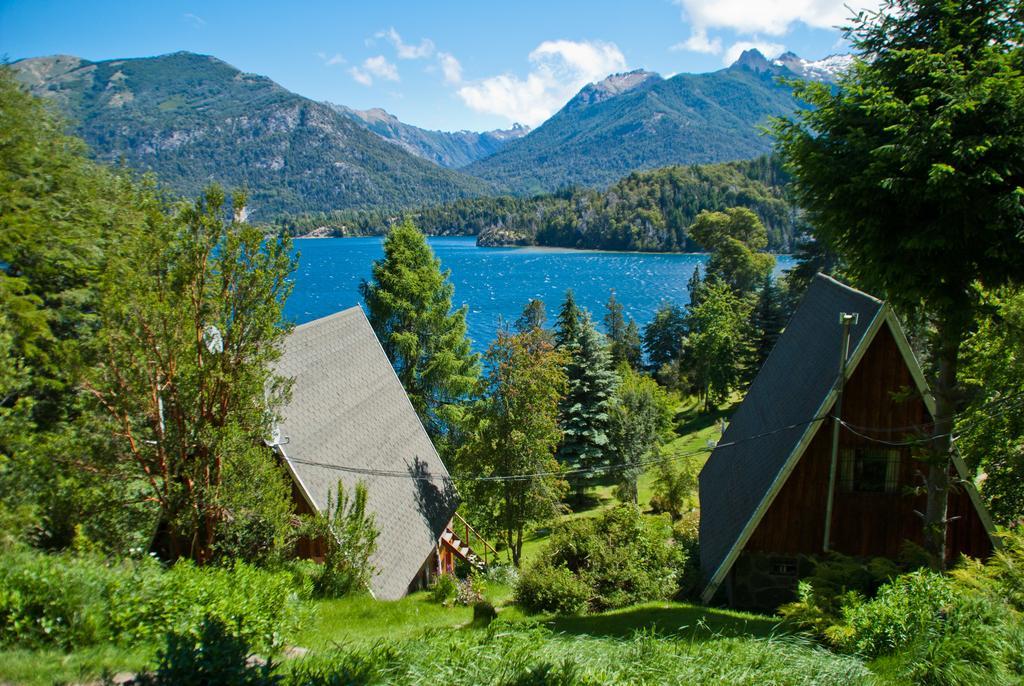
<box><xmin>839</xmin><ymin>448</ymin><xmax>900</xmax><ymax>493</ymax></box>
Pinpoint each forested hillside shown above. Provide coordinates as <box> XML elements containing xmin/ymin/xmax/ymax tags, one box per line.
<box><xmin>11</xmin><ymin>52</ymin><xmax>492</xmax><ymax>219</ymax></box>
<box><xmin>463</xmin><ymin>53</ymin><xmax>808</xmax><ymax>194</ymax></box>
<box><xmin>279</xmin><ymin>156</ymin><xmax>800</xmax><ymax>252</ymax></box>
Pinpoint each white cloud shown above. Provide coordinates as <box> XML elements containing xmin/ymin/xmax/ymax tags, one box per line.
<box><xmin>722</xmin><ymin>40</ymin><xmax>786</xmax><ymax>65</ymax></box>
<box><xmin>349</xmin><ymin>67</ymin><xmax>373</xmax><ymax>86</ymax></box>
<box><xmin>457</xmin><ymin>39</ymin><xmax>627</xmax><ymax>126</ymax></box>
<box><xmin>377</xmin><ymin>27</ymin><xmax>435</xmax><ymax>60</ymax></box>
<box><xmin>437</xmin><ymin>52</ymin><xmax>463</xmax><ymax>85</ymax></box>
<box><xmin>365</xmin><ymin>55</ymin><xmax>399</xmax><ymax>81</ymax></box>
<box><xmin>672</xmin><ymin>0</ymin><xmax>874</xmax><ymax>36</ymax></box>
<box><xmin>317</xmin><ymin>52</ymin><xmax>346</xmax><ymax>67</ymax></box>
<box><xmin>671</xmin><ymin>29</ymin><xmax>722</xmax><ymax>55</ymax></box>
<box><xmin>183</xmin><ymin>13</ymin><xmax>206</xmax><ymax>27</ymax></box>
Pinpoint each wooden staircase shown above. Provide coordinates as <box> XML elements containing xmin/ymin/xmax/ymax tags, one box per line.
<box><xmin>440</xmin><ymin>512</ymin><xmax>500</xmax><ymax>571</ymax></box>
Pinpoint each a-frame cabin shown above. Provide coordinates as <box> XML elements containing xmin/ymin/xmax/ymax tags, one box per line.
<box><xmin>699</xmin><ymin>274</ymin><xmax>996</xmax><ymax>608</ymax></box>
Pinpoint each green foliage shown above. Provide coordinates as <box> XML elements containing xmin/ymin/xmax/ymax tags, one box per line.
<box><xmin>0</xmin><ymin>549</ymin><xmax>302</xmax><ymax>651</ymax></box>
<box><xmin>287</xmin><ymin>157</ymin><xmax>802</xmax><ymax>254</ymax></box>
<box><xmin>602</xmin><ymin>291</ymin><xmax>642</xmax><ymax>369</ymax></box>
<box><xmin>774</xmin><ymin>0</ymin><xmax>1024</xmax><ymax>562</ymax></box>
<box><xmin>455</xmin><ymin>327</ymin><xmax>567</xmax><ymax>566</ymax></box>
<box><xmin>958</xmin><ymin>287</ymin><xmax>1024</xmax><ymax>525</ymax></box>
<box><xmin>683</xmin><ymin>279</ymin><xmax>754</xmax><ymax>410</ymax></box>
<box><xmin>429</xmin><ymin>573</ymin><xmax>459</xmax><ymax>605</ymax></box>
<box><xmin>778</xmin><ymin>553</ymin><xmax>903</xmax><ymax>638</ymax></box>
<box><xmin>554</xmin><ymin>290</ymin><xmax>581</xmax><ymax>349</ymax></box>
<box><xmin>303</xmin><ymin>481</ymin><xmax>378</xmax><ymax>599</ymax></box>
<box><xmin>670</xmin><ymin>511</ymin><xmax>702</xmax><ymax>599</ymax></box>
<box><xmin>650</xmin><ymin>455</ymin><xmax>701</xmax><ymax>521</ymax></box>
<box><xmin>606</xmin><ymin>368</ymin><xmax>674</xmax><ymax>502</ymax></box>
<box><xmin>751</xmin><ymin>274</ymin><xmax>787</xmax><ymax>373</ymax></box>
<box><xmin>514</xmin><ymin>563</ymin><xmax>590</xmax><ymax>615</ymax></box>
<box><xmin>360</xmin><ymin>219</ymin><xmax>479</xmax><ymax>455</ymax></box>
<box><xmin>135</xmin><ymin>615</ymin><xmax>281</xmax><ymax>686</ymax></box>
<box><xmin>472</xmin><ymin>600</ymin><xmax>498</xmax><ymax>626</ymax></box>
<box><xmin>556</xmin><ymin>314</ymin><xmax>619</xmax><ymax>500</ymax></box>
<box><xmin>515</xmin><ymin>298</ymin><xmax>548</xmax><ymax>335</ymax></box>
<box><xmin>279</xmin><ymin>620</ymin><xmax>871</xmax><ymax>686</ymax></box>
<box><xmin>642</xmin><ymin>303</ymin><xmax>687</xmax><ymax>372</ymax></box>
<box><xmin>689</xmin><ymin>207</ymin><xmax>775</xmax><ymax>295</ymax></box>
<box><xmin>780</xmin><ymin>532</ymin><xmax>1024</xmax><ymax>685</ymax></box>
<box><xmin>87</xmin><ymin>186</ymin><xmax>297</xmax><ymax>562</ymax></box>
<box><xmin>518</xmin><ymin>505</ymin><xmax>680</xmax><ymax>614</ymax></box>
<box><xmin>12</xmin><ymin>53</ymin><xmax>491</xmax><ymax>220</ymax></box>
<box><xmin>0</xmin><ymin>67</ymin><xmax>160</xmax><ymax>553</ymax></box>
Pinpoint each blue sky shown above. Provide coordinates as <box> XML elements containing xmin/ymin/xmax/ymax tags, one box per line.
<box><xmin>1</xmin><ymin>0</ymin><xmax>872</xmax><ymax>131</ymax></box>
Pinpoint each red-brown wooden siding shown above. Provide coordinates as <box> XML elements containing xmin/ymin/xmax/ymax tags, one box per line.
<box><xmin>744</xmin><ymin>324</ymin><xmax>991</xmax><ymax>561</ymax></box>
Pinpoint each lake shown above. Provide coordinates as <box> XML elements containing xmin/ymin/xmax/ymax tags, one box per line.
<box><xmin>286</xmin><ymin>237</ymin><xmax>795</xmax><ymax>352</ymax></box>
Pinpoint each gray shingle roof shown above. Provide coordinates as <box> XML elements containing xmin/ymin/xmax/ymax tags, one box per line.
<box><xmin>274</xmin><ymin>306</ymin><xmax>458</xmax><ymax>600</ymax></box>
<box><xmin>698</xmin><ymin>274</ymin><xmax>884</xmax><ymax>600</ymax></box>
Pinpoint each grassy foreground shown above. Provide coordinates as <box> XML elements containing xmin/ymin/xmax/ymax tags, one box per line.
<box><xmin>0</xmin><ymin>589</ymin><xmax>879</xmax><ymax>686</ymax></box>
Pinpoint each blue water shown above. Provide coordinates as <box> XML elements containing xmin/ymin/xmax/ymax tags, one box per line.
<box><xmin>286</xmin><ymin>237</ymin><xmax>795</xmax><ymax>352</ymax></box>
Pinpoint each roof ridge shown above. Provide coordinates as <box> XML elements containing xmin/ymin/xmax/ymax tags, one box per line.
<box><xmin>812</xmin><ymin>273</ymin><xmax>884</xmax><ymax>305</ymax></box>
<box><xmin>290</xmin><ymin>304</ymin><xmax>363</xmax><ymax>332</ymax></box>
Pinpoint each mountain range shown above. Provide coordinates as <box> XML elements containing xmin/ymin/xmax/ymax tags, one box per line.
<box><xmin>331</xmin><ymin>104</ymin><xmax>530</xmax><ymax>168</ymax></box>
<box><xmin>11</xmin><ymin>52</ymin><xmax>491</xmax><ymax>219</ymax></box>
<box><xmin>464</xmin><ymin>50</ymin><xmax>817</xmax><ymax>193</ymax></box>
<box><xmin>10</xmin><ymin>49</ymin><xmax>848</xmax><ymax>219</ymax></box>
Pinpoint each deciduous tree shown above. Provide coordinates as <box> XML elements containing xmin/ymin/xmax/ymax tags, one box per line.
<box><xmin>455</xmin><ymin>328</ymin><xmax>567</xmax><ymax>566</ymax></box>
<box><xmin>774</xmin><ymin>0</ymin><xmax>1024</xmax><ymax>564</ymax></box>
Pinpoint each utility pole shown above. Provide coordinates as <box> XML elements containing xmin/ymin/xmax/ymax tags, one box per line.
<box><xmin>823</xmin><ymin>312</ymin><xmax>858</xmax><ymax>552</ymax></box>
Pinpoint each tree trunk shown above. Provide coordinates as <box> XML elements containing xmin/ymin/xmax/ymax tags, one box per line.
<box><xmin>923</xmin><ymin>316</ymin><xmax>963</xmax><ymax>569</ymax></box>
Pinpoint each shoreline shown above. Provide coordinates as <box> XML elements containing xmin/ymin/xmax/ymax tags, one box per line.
<box><xmin>293</xmin><ymin>234</ymin><xmax>757</xmax><ymax>258</ymax></box>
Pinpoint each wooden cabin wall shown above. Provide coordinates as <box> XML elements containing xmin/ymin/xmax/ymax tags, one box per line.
<box><xmin>745</xmin><ymin>324</ymin><xmax>991</xmax><ymax>562</ymax></box>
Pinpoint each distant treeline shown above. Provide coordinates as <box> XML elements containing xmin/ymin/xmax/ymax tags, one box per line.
<box><xmin>275</xmin><ymin>156</ymin><xmax>804</xmax><ymax>253</ymax></box>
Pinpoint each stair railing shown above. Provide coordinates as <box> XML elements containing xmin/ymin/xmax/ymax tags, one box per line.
<box><xmin>452</xmin><ymin>511</ymin><xmax>501</xmax><ymax>567</ymax></box>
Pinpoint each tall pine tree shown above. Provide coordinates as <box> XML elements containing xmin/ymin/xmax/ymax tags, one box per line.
<box><xmin>557</xmin><ymin>312</ymin><xmax>619</xmax><ymax>503</ymax></box>
<box><xmin>360</xmin><ymin>220</ymin><xmax>479</xmax><ymax>455</ymax></box>
<box><xmin>555</xmin><ymin>289</ymin><xmax>582</xmax><ymax>349</ymax></box>
<box><xmin>751</xmin><ymin>274</ymin><xmax>786</xmax><ymax>373</ymax></box>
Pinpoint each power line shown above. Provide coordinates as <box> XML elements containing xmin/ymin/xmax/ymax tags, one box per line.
<box><xmin>279</xmin><ymin>394</ymin><xmax>1024</xmax><ymax>484</ymax></box>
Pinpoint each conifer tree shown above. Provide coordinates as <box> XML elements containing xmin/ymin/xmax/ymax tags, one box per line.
<box><xmin>515</xmin><ymin>298</ymin><xmax>547</xmax><ymax>334</ymax></box>
<box><xmin>557</xmin><ymin>313</ymin><xmax>619</xmax><ymax>503</ymax></box>
<box><xmin>686</xmin><ymin>265</ymin><xmax>706</xmax><ymax>312</ymax></box>
<box><xmin>642</xmin><ymin>303</ymin><xmax>687</xmax><ymax>371</ymax></box>
<box><xmin>621</xmin><ymin>319</ymin><xmax>643</xmax><ymax>370</ymax></box>
<box><xmin>360</xmin><ymin>220</ymin><xmax>479</xmax><ymax>453</ymax></box>
<box><xmin>751</xmin><ymin>274</ymin><xmax>786</xmax><ymax>373</ymax></box>
<box><xmin>555</xmin><ymin>289</ymin><xmax>582</xmax><ymax>349</ymax></box>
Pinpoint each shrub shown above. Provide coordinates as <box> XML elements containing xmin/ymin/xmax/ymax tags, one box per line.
<box><xmin>514</xmin><ymin>562</ymin><xmax>589</xmax><ymax>615</ymax></box>
<box><xmin>303</xmin><ymin>481</ymin><xmax>378</xmax><ymax>599</ymax></box>
<box><xmin>472</xmin><ymin>601</ymin><xmax>497</xmax><ymax>626</ymax></box>
<box><xmin>649</xmin><ymin>456</ymin><xmax>699</xmax><ymax>520</ymax></box>
<box><xmin>133</xmin><ymin>615</ymin><xmax>280</xmax><ymax>686</ymax></box>
<box><xmin>430</xmin><ymin>573</ymin><xmax>458</xmax><ymax>604</ymax></box>
<box><xmin>517</xmin><ymin>505</ymin><xmax>679</xmax><ymax>614</ymax></box>
<box><xmin>778</xmin><ymin>552</ymin><xmax>901</xmax><ymax>638</ymax></box>
<box><xmin>0</xmin><ymin>548</ymin><xmax>302</xmax><ymax>651</ymax></box>
<box><xmin>671</xmin><ymin>512</ymin><xmax>701</xmax><ymax>599</ymax></box>
<box><xmin>483</xmin><ymin>564</ymin><xmax>519</xmax><ymax>587</ymax></box>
